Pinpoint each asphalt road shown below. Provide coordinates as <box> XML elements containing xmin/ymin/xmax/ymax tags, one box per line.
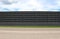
<box><xmin>0</xmin><ymin>28</ymin><xmax>60</xmax><ymax>39</ymax></box>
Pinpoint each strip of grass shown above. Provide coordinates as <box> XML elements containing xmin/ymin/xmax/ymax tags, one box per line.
<box><xmin>0</xmin><ymin>25</ymin><xmax>60</xmax><ymax>28</ymax></box>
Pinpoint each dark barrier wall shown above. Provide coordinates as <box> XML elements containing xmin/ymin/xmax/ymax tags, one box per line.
<box><xmin>0</xmin><ymin>11</ymin><xmax>60</xmax><ymax>25</ymax></box>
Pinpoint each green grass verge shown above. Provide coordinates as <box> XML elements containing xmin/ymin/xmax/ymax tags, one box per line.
<box><xmin>0</xmin><ymin>25</ymin><xmax>60</xmax><ymax>28</ymax></box>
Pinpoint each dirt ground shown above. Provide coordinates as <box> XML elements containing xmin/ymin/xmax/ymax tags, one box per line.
<box><xmin>0</xmin><ymin>28</ymin><xmax>60</xmax><ymax>39</ymax></box>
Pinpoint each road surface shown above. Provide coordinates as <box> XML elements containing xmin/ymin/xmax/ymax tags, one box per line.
<box><xmin>0</xmin><ymin>28</ymin><xmax>60</xmax><ymax>39</ymax></box>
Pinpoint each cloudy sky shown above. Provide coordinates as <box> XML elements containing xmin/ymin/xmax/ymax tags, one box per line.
<box><xmin>0</xmin><ymin>0</ymin><xmax>60</xmax><ymax>11</ymax></box>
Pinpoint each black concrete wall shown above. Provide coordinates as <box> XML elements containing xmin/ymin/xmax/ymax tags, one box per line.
<box><xmin>0</xmin><ymin>11</ymin><xmax>60</xmax><ymax>25</ymax></box>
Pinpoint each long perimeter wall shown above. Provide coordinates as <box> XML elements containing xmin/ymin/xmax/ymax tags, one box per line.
<box><xmin>0</xmin><ymin>11</ymin><xmax>60</xmax><ymax>25</ymax></box>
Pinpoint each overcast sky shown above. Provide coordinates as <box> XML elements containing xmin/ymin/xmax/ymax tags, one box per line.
<box><xmin>0</xmin><ymin>0</ymin><xmax>60</xmax><ymax>11</ymax></box>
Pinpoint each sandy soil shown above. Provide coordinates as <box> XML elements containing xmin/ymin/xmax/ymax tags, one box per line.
<box><xmin>0</xmin><ymin>28</ymin><xmax>60</xmax><ymax>39</ymax></box>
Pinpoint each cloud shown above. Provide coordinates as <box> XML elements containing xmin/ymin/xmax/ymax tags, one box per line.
<box><xmin>0</xmin><ymin>0</ymin><xmax>60</xmax><ymax>11</ymax></box>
